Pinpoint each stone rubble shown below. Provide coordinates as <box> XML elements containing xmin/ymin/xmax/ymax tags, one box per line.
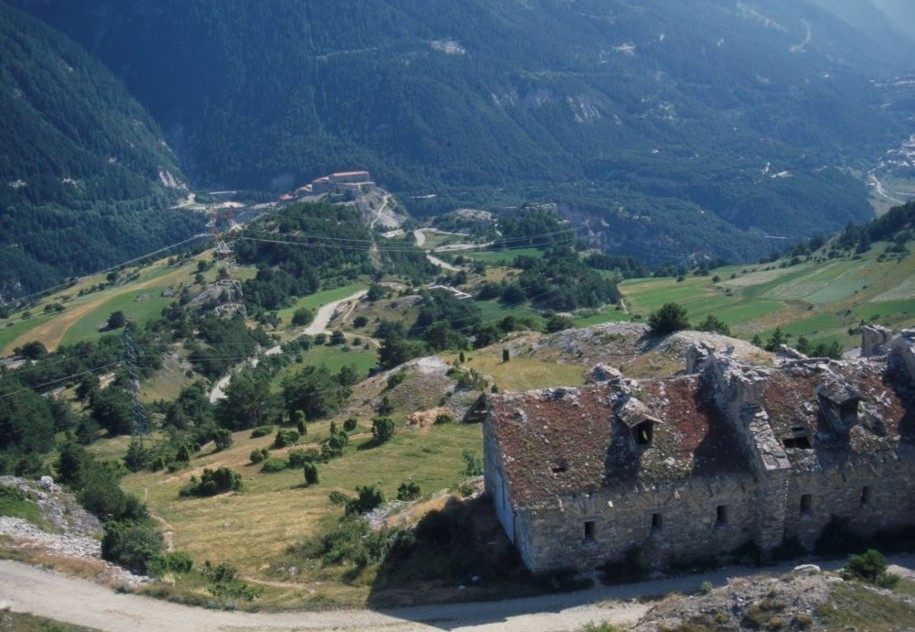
<box><xmin>0</xmin><ymin>476</ymin><xmax>148</xmax><ymax>587</ymax></box>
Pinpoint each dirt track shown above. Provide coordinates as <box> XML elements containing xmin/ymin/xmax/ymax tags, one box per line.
<box><xmin>0</xmin><ymin>559</ymin><xmax>645</xmax><ymax>631</ymax></box>
<box><xmin>7</xmin><ymin>556</ymin><xmax>915</xmax><ymax>631</ymax></box>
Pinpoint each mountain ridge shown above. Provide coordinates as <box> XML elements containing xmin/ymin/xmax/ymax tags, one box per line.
<box><xmin>0</xmin><ymin>1</ymin><xmax>204</xmax><ymax>300</ymax></box>
<box><xmin>8</xmin><ymin>0</ymin><xmax>915</xmax><ymax>265</ymax></box>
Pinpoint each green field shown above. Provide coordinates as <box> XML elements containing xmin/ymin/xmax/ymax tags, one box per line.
<box><xmin>459</xmin><ymin>247</ymin><xmax>544</xmax><ymax>264</ymax></box>
<box><xmin>621</xmin><ymin>244</ymin><xmax>915</xmax><ymax>348</ymax></box>
<box><xmin>0</xmin><ymin>255</ymin><xmax>204</xmax><ymax>354</ymax></box>
<box><xmin>269</xmin><ymin>342</ymin><xmax>378</xmax><ymax>392</ymax></box>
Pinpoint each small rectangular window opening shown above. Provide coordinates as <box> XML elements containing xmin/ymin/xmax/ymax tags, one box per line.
<box><xmin>716</xmin><ymin>505</ymin><xmax>729</xmax><ymax>526</ymax></box>
<box><xmin>782</xmin><ymin>436</ymin><xmax>812</xmax><ymax>449</ymax></box>
<box><xmin>635</xmin><ymin>422</ymin><xmax>654</xmax><ymax>446</ymax></box>
<box><xmin>651</xmin><ymin>512</ymin><xmax>663</xmax><ymax>532</ymax></box>
<box><xmin>551</xmin><ymin>458</ymin><xmax>568</xmax><ymax>474</ymax></box>
<box><xmin>860</xmin><ymin>486</ymin><xmax>872</xmax><ymax>506</ymax></box>
<box><xmin>584</xmin><ymin>521</ymin><xmax>595</xmax><ymax>541</ymax></box>
<box><xmin>800</xmin><ymin>494</ymin><xmax>813</xmax><ymax>515</ymax></box>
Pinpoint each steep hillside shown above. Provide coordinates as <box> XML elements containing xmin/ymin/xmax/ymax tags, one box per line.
<box><xmin>13</xmin><ymin>0</ymin><xmax>915</xmax><ymax>263</ymax></box>
<box><xmin>0</xmin><ymin>2</ymin><xmax>203</xmax><ymax>300</ymax></box>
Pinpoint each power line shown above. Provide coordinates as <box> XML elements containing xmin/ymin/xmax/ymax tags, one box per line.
<box><xmin>1</xmin><ymin>234</ymin><xmax>207</xmax><ymax>309</ymax></box>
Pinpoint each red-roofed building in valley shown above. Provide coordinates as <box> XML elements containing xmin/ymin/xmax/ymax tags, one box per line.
<box><xmin>476</xmin><ymin>327</ymin><xmax>915</xmax><ymax>574</ymax></box>
<box><xmin>329</xmin><ymin>170</ymin><xmax>371</xmax><ymax>184</ymax></box>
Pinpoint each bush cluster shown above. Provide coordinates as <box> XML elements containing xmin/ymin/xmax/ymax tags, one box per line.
<box><xmin>179</xmin><ymin>467</ymin><xmax>242</xmax><ymax>497</ymax></box>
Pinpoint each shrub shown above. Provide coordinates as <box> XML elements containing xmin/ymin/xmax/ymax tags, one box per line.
<box><xmin>699</xmin><ymin>579</ymin><xmax>714</xmax><ymax>594</ymax></box>
<box><xmin>123</xmin><ymin>439</ymin><xmax>152</xmax><ymax>472</ymax></box>
<box><xmin>434</xmin><ymin>413</ymin><xmax>453</xmax><ymax>425</ymax></box>
<box><xmin>179</xmin><ymin>467</ymin><xmax>242</xmax><ymax>497</ymax></box>
<box><xmin>287</xmin><ymin>448</ymin><xmax>320</xmax><ymax>468</ymax></box>
<box><xmin>249</xmin><ymin>448</ymin><xmax>269</xmax><ymax>464</ymax></box>
<box><xmin>79</xmin><ymin>463</ymin><xmax>147</xmax><ymax>521</ymax></box>
<box><xmin>291</xmin><ymin>307</ymin><xmax>314</xmax><ymax>327</ymax></box>
<box><xmin>461</xmin><ymin>449</ymin><xmax>483</xmax><ymax>476</ymax></box>
<box><xmin>101</xmin><ymin>521</ymin><xmax>164</xmax><ymax>575</ymax></box>
<box><xmin>203</xmin><ymin>561</ymin><xmax>262</xmax><ymax>601</ymax></box>
<box><xmin>385</xmin><ymin>372</ymin><xmax>405</xmax><ymax>391</ymax></box>
<box><xmin>260</xmin><ymin>457</ymin><xmax>288</xmax><ymax>473</ymax></box>
<box><xmin>376</xmin><ymin>395</ymin><xmax>394</xmax><ymax>415</ymax></box>
<box><xmin>213</xmin><ymin>428</ymin><xmax>233</xmax><ymax>452</ymax></box>
<box><xmin>273</xmin><ymin>429</ymin><xmax>300</xmax><ymax>449</ymax></box>
<box><xmin>343</xmin><ymin>417</ymin><xmax>357</xmax><ymax>432</ymax></box>
<box><xmin>346</xmin><ymin>485</ymin><xmax>385</xmax><ymax>515</ymax></box>
<box><xmin>151</xmin><ymin>550</ymin><xmax>194</xmax><ymax>576</ymax></box>
<box><xmin>250</xmin><ymin>425</ymin><xmax>274</xmax><ymax>438</ymax></box>
<box><xmin>303</xmin><ymin>463</ymin><xmax>319</xmax><ymax>486</ymax></box>
<box><xmin>844</xmin><ymin>549</ymin><xmax>892</xmax><ymax>584</ymax></box>
<box><xmin>371</xmin><ymin>417</ymin><xmax>396</xmax><ymax>444</ymax></box>
<box><xmin>648</xmin><ymin>302</ymin><xmax>690</xmax><ymax>335</ymax></box>
<box><xmin>397</xmin><ymin>480</ymin><xmax>421</xmax><ymax>501</ymax></box>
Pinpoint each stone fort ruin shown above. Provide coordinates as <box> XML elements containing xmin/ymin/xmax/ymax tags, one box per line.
<box><xmin>478</xmin><ymin>327</ymin><xmax>915</xmax><ymax>573</ymax></box>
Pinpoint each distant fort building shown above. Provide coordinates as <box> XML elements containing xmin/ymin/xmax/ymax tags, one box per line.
<box><xmin>311</xmin><ymin>170</ymin><xmax>373</xmax><ymax>196</ymax></box>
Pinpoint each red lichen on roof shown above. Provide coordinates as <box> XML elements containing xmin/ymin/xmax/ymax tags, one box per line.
<box><xmin>488</xmin><ymin>385</ymin><xmax>616</xmax><ymax>510</ymax></box>
<box><xmin>488</xmin><ymin>376</ymin><xmax>748</xmax><ymax>511</ymax></box>
<box><xmin>629</xmin><ymin>376</ymin><xmax>748</xmax><ymax>481</ymax></box>
<box><xmin>762</xmin><ymin>360</ymin><xmax>910</xmax><ymax>466</ymax></box>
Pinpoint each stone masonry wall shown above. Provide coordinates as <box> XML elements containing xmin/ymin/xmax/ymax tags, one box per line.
<box><xmin>483</xmin><ymin>416</ymin><xmax>516</xmax><ymax>545</ymax></box>
<box><xmin>705</xmin><ymin>356</ymin><xmax>792</xmax><ymax>557</ymax></box>
<box><xmin>520</xmin><ymin>475</ymin><xmax>757</xmax><ymax>574</ymax></box>
<box><xmin>784</xmin><ymin>459</ymin><xmax>915</xmax><ymax>550</ymax></box>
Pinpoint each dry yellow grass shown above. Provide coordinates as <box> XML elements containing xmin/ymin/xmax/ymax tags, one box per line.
<box><xmin>456</xmin><ymin>346</ymin><xmax>586</xmax><ymax>391</ymax></box>
<box><xmin>117</xmin><ymin>418</ymin><xmax>483</xmax><ymax>606</ymax></box>
<box><xmin>3</xmin><ymin>255</ymin><xmax>208</xmax><ymax>354</ymax></box>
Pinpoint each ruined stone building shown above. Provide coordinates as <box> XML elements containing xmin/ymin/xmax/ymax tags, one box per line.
<box><xmin>479</xmin><ymin>328</ymin><xmax>915</xmax><ymax>573</ymax></box>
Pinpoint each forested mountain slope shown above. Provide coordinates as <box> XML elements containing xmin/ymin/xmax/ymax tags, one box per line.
<box><xmin>0</xmin><ymin>2</ymin><xmax>203</xmax><ymax>300</ymax></box>
<box><xmin>11</xmin><ymin>0</ymin><xmax>915</xmax><ymax>263</ymax></box>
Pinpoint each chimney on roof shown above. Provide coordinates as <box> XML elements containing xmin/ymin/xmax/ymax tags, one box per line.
<box><xmin>861</xmin><ymin>325</ymin><xmax>894</xmax><ymax>358</ymax></box>
<box><xmin>889</xmin><ymin>329</ymin><xmax>915</xmax><ymax>381</ymax></box>
<box><xmin>816</xmin><ymin>377</ymin><xmax>860</xmax><ymax>434</ymax></box>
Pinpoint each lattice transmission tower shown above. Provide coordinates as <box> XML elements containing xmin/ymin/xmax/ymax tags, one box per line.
<box><xmin>208</xmin><ymin>207</ymin><xmax>247</xmax><ymax>319</ymax></box>
<box><xmin>121</xmin><ymin>328</ymin><xmax>149</xmax><ymax>435</ymax></box>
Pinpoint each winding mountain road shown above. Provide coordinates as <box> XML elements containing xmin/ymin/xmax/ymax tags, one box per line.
<box><xmin>209</xmin><ymin>290</ymin><xmax>367</xmax><ymax>403</ymax></box>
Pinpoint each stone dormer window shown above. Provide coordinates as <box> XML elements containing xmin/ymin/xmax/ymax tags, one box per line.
<box><xmin>616</xmin><ymin>397</ymin><xmax>660</xmax><ymax>449</ymax></box>
<box><xmin>817</xmin><ymin>379</ymin><xmax>860</xmax><ymax>434</ymax></box>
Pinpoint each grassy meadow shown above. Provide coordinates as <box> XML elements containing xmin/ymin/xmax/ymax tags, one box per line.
<box><xmin>620</xmin><ymin>242</ymin><xmax>915</xmax><ymax>349</ymax></box>
<box><xmin>117</xmin><ymin>417</ymin><xmax>483</xmax><ymax>607</ymax></box>
<box><xmin>0</xmin><ymin>254</ymin><xmax>211</xmax><ymax>354</ymax></box>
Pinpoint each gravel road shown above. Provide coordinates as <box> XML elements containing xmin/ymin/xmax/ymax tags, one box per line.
<box><xmin>8</xmin><ymin>556</ymin><xmax>915</xmax><ymax>632</ymax></box>
<box><xmin>209</xmin><ymin>290</ymin><xmax>367</xmax><ymax>403</ymax></box>
<box><xmin>0</xmin><ymin>559</ymin><xmax>644</xmax><ymax>631</ymax></box>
